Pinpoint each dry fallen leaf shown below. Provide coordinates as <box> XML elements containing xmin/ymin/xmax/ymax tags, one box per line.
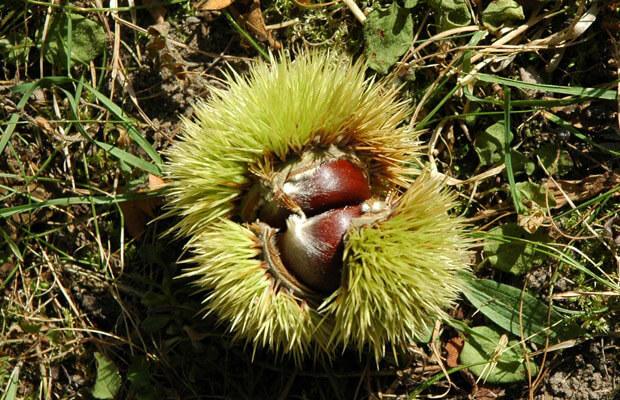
<box><xmin>141</xmin><ymin>0</ymin><xmax>167</xmax><ymax>24</ymax></box>
<box><xmin>604</xmin><ymin>217</ymin><xmax>620</xmax><ymax>247</ymax></box>
<box><xmin>118</xmin><ymin>174</ymin><xmax>166</xmax><ymax>239</ymax></box>
<box><xmin>549</xmin><ymin>169</ymin><xmax>620</xmax><ymax>208</ymax></box>
<box><xmin>518</xmin><ymin>199</ymin><xmax>547</xmax><ymax>234</ymax></box>
<box><xmin>445</xmin><ymin>336</ymin><xmax>464</xmax><ymax>369</ymax></box>
<box><xmin>200</xmin><ymin>0</ymin><xmax>236</xmax><ymax>10</ymax></box>
<box><xmin>232</xmin><ymin>0</ymin><xmax>281</xmax><ymax>50</ymax></box>
<box><xmin>198</xmin><ymin>0</ymin><xmax>280</xmax><ymax>50</ymax></box>
<box><xmin>146</xmin><ymin>25</ymin><xmax>188</xmax><ymax>80</ymax></box>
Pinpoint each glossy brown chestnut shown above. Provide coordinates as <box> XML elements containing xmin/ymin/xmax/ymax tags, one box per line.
<box><xmin>277</xmin><ymin>205</ymin><xmax>363</xmax><ymax>292</ymax></box>
<box><xmin>285</xmin><ymin>159</ymin><xmax>371</xmax><ymax>215</ymax></box>
<box><xmin>259</xmin><ymin>159</ymin><xmax>371</xmax><ymax>228</ymax></box>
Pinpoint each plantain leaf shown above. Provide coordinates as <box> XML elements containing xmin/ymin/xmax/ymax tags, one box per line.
<box><xmin>461</xmin><ymin>275</ymin><xmax>587</xmax><ymax>346</ymax></box>
<box><xmin>535</xmin><ymin>143</ymin><xmax>573</xmax><ymax>177</ymax></box>
<box><xmin>42</xmin><ymin>13</ymin><xmax>106</xmax><ymax>69</ymax></box>
<box><xmin>0</xmin><ymin>32</ymin><xmax>34</xmax><ymax>65</ymax></box>
<box><xmin>364</xmin><ymin>2</ymin><xmax>413</xmax><ymax>74</ymax></box>
<box><xmin>475</xmin><ymin>121</ymin><xmax>534</xmax><ymax>175</ymax></box>
<box><xmin>460</xmin><ymin>325</ymin><xmax>538</xmax><ymax>383</ymax></box>
<box><xmin>481</xmin><ymin>0</ymin><xmax>524</xmax><ymax>32</ymax></box>
<box><xmin>515</xmin><ymin>181</ymin><xmax>556</xmax><ymax>209</ymax></box>
<box><xmin>476</xmin><ymin>121</ymin><xmax>511</xmax><ymax>166</ymax></box>
<box><xmin>484</xmin><ymin>222</ymin><xmax>551</xmax><ymax>274</ymax></box>
<box><xmin>92</xmin><ymin>353</ymin><xmax>122</xmax><ymax>399</ymax></box>
<box><xmin>425</xmin><ymin>0</ymin><xmax>471</xmax><ymax>30</ymax></box>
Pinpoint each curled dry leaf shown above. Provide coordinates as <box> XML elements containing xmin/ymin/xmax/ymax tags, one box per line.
<box><xmin>549</xmin><ymin>169</ymin><xmax>620</xmax><ymax>208</ymax></box>
<box><xmin>604</xmin><ymin>217</ymin><xmax>620</xmax><ymax>247</ymax></box>
<box><xmin>199</xmin><ymin>0</ymin><xmax>280</xmax><ymax>50</ymax></box>
<box><xmin>146</xmin><ymin>25</ymin><xmax>188</xmax><ymax>80</ymax></box>
<box><xmin>445</xmin><ymin>336</ymin><xmax>464</xmax><ymax>368</ymax></box>
<box><xmin>119</xmin><ymin>174</ymin><xmax>166</xmax><ymax>239</ymax></box>
<box><xmin>517</xmin><ymin>199</ymin><xmax>547</xmax><ymax>234</ymax></box>
<box><xmin>200</xmin><ymin>0</ymin><xmax>236</xmax><ymax>10</ymax></box>
<box><xmin>231</xmin><ymin>0</ymin><xmax>281</xmax><ymax>50</ymax></box>
<box><xmin>141</xmin><ymin>0</ymin><xmax>167</xmax><ymax>24</ymax></box>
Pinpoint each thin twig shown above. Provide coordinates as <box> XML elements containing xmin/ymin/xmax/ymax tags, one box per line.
<box><xmin>342</xmin><ymin>0</ymin><xmax>366</xmax><ymax>24</ymax></box>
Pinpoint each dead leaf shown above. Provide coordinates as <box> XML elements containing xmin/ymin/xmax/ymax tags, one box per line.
<box><xmin>200</xmin><ymin>0</ymin><xmax>236</xmax><ymax>11</ymax></box>
<box><xmin>118</xmin><ymin>174</ymin><xmax>166</xmax><ymax>238</ymax></box>
<box><xmin>146</xmin><ymin>25</ymin><xmax>189</xmax><ymax>80</ymax></box>
<box><xmin>142</xmin><ymin>0</ymin><xmax>167</xmax><ymax>24</ymax></box>
<box><xmin>471</xmin><ymin>386</ymin><xmax>506</xmax><ymax>400</ymax></box>
<box><xmin>604</xmin><ymin>217</ymin><xmax>620</xmax><ymax>247</ymax></box>
<box><xmin>231</xmin><ymin>0</ymin><xmax>281</xmax><ymax>50</ymax></box>
<box><xmin>445</xmin><ymin>336</ymin><xmax>464</xmax><ymax>369</ymax></box>
<box><xmin>518</xmin><ymin>199</ymin><xmax>547</xmax><ymax>234</ymax></box>
<box><xmin>549</xmin><ymin>169</ymin><xmax>620</xmax><ymax>208</ymax></box>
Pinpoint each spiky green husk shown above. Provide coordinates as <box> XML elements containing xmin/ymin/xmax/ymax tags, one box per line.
<box><xmin>321</xmin><ymin>172</ymin><xmax>470</xmax><ymax>361</ymax></box>
<box><xmin>166</xmin><ymin>51</ymin><xmax>469</xmax><ymax>362</ymax></box>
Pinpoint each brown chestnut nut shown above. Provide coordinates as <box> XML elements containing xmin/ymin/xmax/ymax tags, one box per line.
<box><xmin>259</xmin><ymin>159</ymin><xmax>371</xmax><ymax>228</ymax></box>
<box><xmin>277</xmin><ymin>205</ymin><xmax>363</xmax><ymax>292</ymax></box>
<box><xmin>284</xmin><ymin>159</ymin><xmax>371</xmax><ymax>215</ymax></box>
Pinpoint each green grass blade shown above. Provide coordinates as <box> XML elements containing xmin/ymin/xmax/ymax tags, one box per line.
<box><xmin>10</xmin><ymin>77</ymin><xmax>164</xmax><ymax>173</ymax></box>
<box><xmin>223</xmin><ymin>9</ymin><xmax>271</xmax><ymax>62</ymax></box>
<box><xmin>82</xmin><ymin>83</ymin><xmax>164</xmax><ymax>169</ymax></box>
<box><xmin>476</xmin><ymin>73</ymin><xmax>618</xmax><ymax>101</ymax></box>
<box><xmin>3</xmin><ymin>77</ymin><xmax>71</xmax><ymax>154</ymax></box>
<box><xmin>415</xmin><ymin>83</ymin><xmax>461</xmax><ymax>130</ymax></box>
<box><xmin>0</xmin><ymin>363</ymin><xmax>20</xmax><ymax>400</ymax></box>
<box><xmin>0</xmin><ymin>191</ymin><xmax>163</xmax><ymax>219</ymax></box>
<box><xmin>95</xmin><ymin>140</ymin><xmax>162</xmax><ymax>175</ymax></box>
<box><xmin>503</xmin><ymin>88</ymin><xmax>520</xmax><ymax>214</ymax></box>
<box><xmin>25</xmin><ymin>0</ymin><xmax>188</xmax><ymax>12</ymax></box>
<box><xmin>54</xmin><ymin>87</ymin><xmax>162</xmax><ymax>175</ymax></box>
<box><xmin>554</xmin><ymin>185</ymin><xmax>620</xmax><ymax>220</ymax></box>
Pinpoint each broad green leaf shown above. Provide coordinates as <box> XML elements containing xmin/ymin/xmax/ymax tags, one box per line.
<box><xmin>42</xmin><ymin>13</ymin><xmax>106</xmax><ymax>69</ymax></box>
<box><xmin>461</xmin><ymin>275</ymin><xmax>587</xmax><ymax>345</ymax></box>
<box><xmin>476</xmin><ymin>121</ymin><xmax>533</xmax><ymax>174</ymax></box>
<box><xmin>0</xmin><ymin>32</ymin><xmax>34</xmax><ymax>65</ymax></box>
<box><xmin>364</xmin><ymin>2</ymin><xmax>413</xmax><ymax>74</ymax></box>
<box><xmin>460</xmin><ymin>325</ymin><xmax>538</xmax><ymax>383</ymax></box>
<box><xmin>414</xmin><ymin>321</ymin><xmax>434</xmax><ymax>343</ymax></box>
<box><xmin>92</xmin><ymin>353</ymin><xmax>122</xmax><ymax>399</ymax></box>
<box><xmin>2</xmin><ymin>364</ymin><xmax>20</xmax><ymax>400</ymax></box>
<box><xmin>141</xmin><ymin>314</ymin><xmax>173</xmax><ymax>333</ymax></box>
<box><xmin>127</xmin><ymin>356</ymin><xmax>150</xmax><ymax>387</ymax></box>
<box><xmin>535</xmin><ymin>143</ymin><xmax>573</xmax><ymax>177</ymax></box>
<box><xmin>141</xmin><ymin>291</ymin><xmax>168</xmax><ymax>307</ymax></box>
<box><xmin>484</xmin><ymin>222</ymin><xmax>550</xmax><ymax>274</ymax></box>
<box><xmin>425</xmin><ymin>0</ymin><xmax>471</xmax><ymax>30</ymax></box>
<box><xmin>476</xmin><ymin>121</ymin><xmax>511</xmax><ymax>166</ymax></box>
<box><xmin>515</xmin><ymin>181</ymin><xmax>556</xmax><ymax>209</ymax></box>
<box><xmin>509</xmin><ymin>151</ymin><xmax>535</xmax><ymax>176</ymax></box>
<box><xmin>481</xmin><ymin>0</ymin><xmax>524</xmax><ymax>32</ymax></box>
<box><xmin>403</xmin><ymin>0</ymin><xmax>418</xmax><ymax>7</ymax></box>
